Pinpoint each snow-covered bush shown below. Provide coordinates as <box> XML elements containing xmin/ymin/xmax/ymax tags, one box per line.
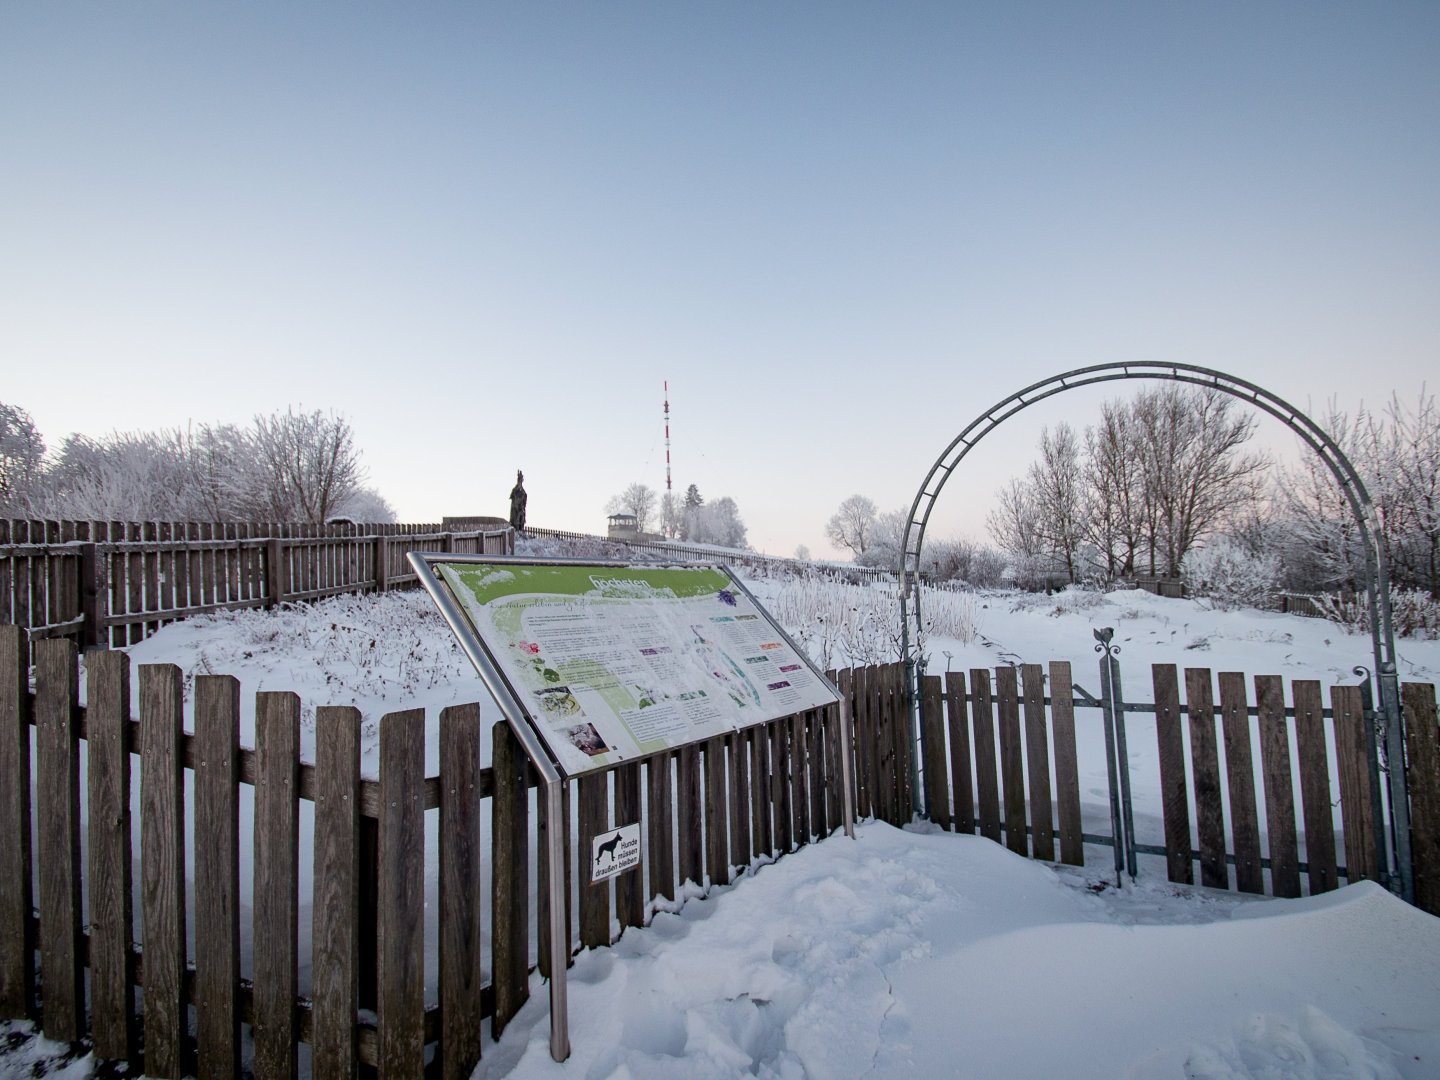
<box><xmin>1183</xmin><ymin>538</ymin><xmax>1282</xmax><ymax>611</ymax></box>
<box><xmin>768</xmin><ymin>573</ymin><xmax>978</xmax><ymax>669</ymax></box>
<box><xmin>1316</xmin><ymin>588</ymin><xmax>1440</xmax><ymax>640</ymax></box>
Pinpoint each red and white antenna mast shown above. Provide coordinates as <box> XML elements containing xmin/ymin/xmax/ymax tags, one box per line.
<box><xmin>663</xmin><ymin>381</ymin><xmax>672</xmax><ymax>493</ymax></box>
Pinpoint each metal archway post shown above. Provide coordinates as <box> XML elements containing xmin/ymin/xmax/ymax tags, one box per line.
<box><xmin>898</xmin><ymin>362</ymin><xmax>1413</xmax><ymax>904</ymax></box>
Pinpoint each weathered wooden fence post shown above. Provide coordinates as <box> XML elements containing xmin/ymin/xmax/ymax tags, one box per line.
<box><xmin>139</xmin><ymin>663</ymin><xmax>187</xmax><ymax>1078</ymax></box>
<box><xmin>194</xmin><ymin>674</ymin><xmax>241</xmax><ymax>1078</ymax></box>
<box><xmin>0</xmin><ymin>625</ymin><xmax>34</xmax><ymax>1020</ymax></box>
<box><xmin>313</xmin><ymin>706</ymin><xmax>361</xmax><ymax>1079</ymax></box>
<box><xmin>255</xmin><ymin>691</ymin><xmax>301</xmax><ymax>1079</ymax></box>
<box><xmin>491</xmin><ymin>721</ymin><xmax>530</xmax><ymax>1038</ymax></box>
<box><xmin>86</xmin><ymin>649</ymin><xmax>135</xmax><ymax>1062</ymax></box>
<box><xmin>1404</xmin><ymin>682</ymin><xmax>1440</xmax><ymax>915</ymax></box>
<box><xmin>35</xmin><ymin>638</ymin><xmax>83</xmax><ymax>1042</ymax></box>
<box><xmin>440</xmin><ymin>702</ymin><xmax>483</xmax><ymax>1080</ymax></box>
<box><xmin>378</xmin><ymin>709</ymin><xmax>426</xmax><ymax>1077</ymax></box>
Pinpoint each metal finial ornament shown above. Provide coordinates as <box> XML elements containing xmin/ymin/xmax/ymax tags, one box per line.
<box><xmin>1093</xmin><ymin>626</ymin><xmax>1119</xmax><ymax>656</ymax></box>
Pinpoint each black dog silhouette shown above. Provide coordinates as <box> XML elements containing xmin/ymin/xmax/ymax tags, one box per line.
<box><xmin>595</xmin><ymin>831</ymin><xmax>624</xmax><ymax>866</ymax></box>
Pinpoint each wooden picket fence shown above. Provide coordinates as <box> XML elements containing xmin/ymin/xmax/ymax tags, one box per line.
<box><xmin>0</xmin><ymin>628</ymin><xmax>875</xmax><ymax>1078</ymax></box>
<box><xmin>914</xmin><ymin>663</ymin><xmax>1440</xmax><ymax>913</ymax></box>
<box><xmin>0</xmin><ymin>519</ymin><xmax>514</xmax><ymax>658</ymax></box>
<box><xmin>4</xmin><ymin>631</ymin><xmax>1437</xmax><ymax>1077</ymax></box>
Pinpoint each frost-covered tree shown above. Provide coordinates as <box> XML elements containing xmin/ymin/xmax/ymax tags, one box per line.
<box><xmin>922</xmin><ymin>537</ymin><xmax>1008</xmax><ymax>587</ymax></box>
<box><xmin>680</xmin><ymin>484</ymin><xmax>703</xmax><ymax>540</ymax></box>
<box><xmin>987</xmin><ymin>477</ymin><xmax>1044</xmax><ymax>562</ymax></box>
<box><xmin>44</xmin><ymin>430</ymin><xmax>195</xmax><ymax>519</ymax></box>
<box><xmin>1378</xmin><ymin>390</ymin><xmax>1440</xmax><ymax>597</ymax></box>
<box><xmin>1083</xmin><ymin>400</ymin><xmax>1145</xmax><ymax>577</ymax></box>
<box><xmin>0</xmin><ymin>402</ymin><xmax>46</xmax><ymax>514</ymax></box>
<box><xmin>30</xmin><ymin>407</ymin><xmax>372</xmax><ymax>524</ymax></box>
<box><xmin>856</xmin><ymin>507</ymin><xmax>907</xmax><ymax>571</ymax></box>
<box><xmin>660</xmin><ymin>490</ymin><xmax>681</xmax><ymax>539</ymax></box>
<box><xmin>1270</xmin><ymin>391</ymin><xmax>1440</xmax><ymax>598</ymax></box>
<box><xmin>1028</xmin><ymin>423</ymin><xmax>1086</xmax><ymax>583</ymax></box>
<box><xmin>794</xmin><ymin>544</ymin><xmax>812</xmax><ymax>562</ymax></box>
<box><xmin>335</xmin><ymin>486</ymin><xmax>397</xmax><ymax>523</ymax></box>
<box><xmin>1131</xmin><ymin>386</ymin><xmax>1266</xmax><ymax>576</ymax></box>
<box><xmin>250</xmin><ymin>408</ymin><xmax>364</xmax><ymax>524</ymax></box>
<box><xmin>826</xmin><ymin>494</ymin><xmax>878</xmax><ymax>558</ymax></box>
<box><xmin>688</xmin><ymin>495</ymin><xmax>747</xmax><ymax>548</ymax></box>
<box><xmin>606</xmin><ymin>482</ymin><xmax>658</xmax><ymax>533</ymax></box>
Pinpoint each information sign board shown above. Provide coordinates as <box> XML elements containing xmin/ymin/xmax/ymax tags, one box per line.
<box><xmin>412</xmin><ymin>556</ymin><xmax>840</xmax><ymax>777</ymax></box>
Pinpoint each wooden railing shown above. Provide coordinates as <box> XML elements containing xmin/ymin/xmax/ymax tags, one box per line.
<box><xmin>0</xmin><ymin>519</ymin><xmax>513</xmax><ymax>655</ymax></box>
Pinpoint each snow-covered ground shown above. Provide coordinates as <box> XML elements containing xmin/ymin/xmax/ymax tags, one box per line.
<box><xmin>5</xmin><ymin>563</ymin><xmax>1439</xmax><ymax>1078</ymax></box>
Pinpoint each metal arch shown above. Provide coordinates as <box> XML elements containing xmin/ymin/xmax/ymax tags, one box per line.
<box><xmin>898</xmin><ymin>361</ymin><xmax>1412</xmax><ymax>903</ymax></box>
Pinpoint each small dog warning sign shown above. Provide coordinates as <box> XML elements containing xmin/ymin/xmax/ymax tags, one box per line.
<box><xmin>590</xmin><ymin>821</ymin><xmax>641</xmax><ymax>884</ymax></box>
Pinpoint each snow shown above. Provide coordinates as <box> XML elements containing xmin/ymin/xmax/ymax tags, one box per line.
<box><xmin>476</xmin><ymin>823</ymin><xmax>1439</xmax><ymax>1080</ymax></box>
<box><xmin>6</xmin><ymin>568</ymin><xmax>1440</xmax><ymax>1078</ymax></box>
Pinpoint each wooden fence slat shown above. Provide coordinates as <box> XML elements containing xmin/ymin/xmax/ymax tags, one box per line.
<box><xmin>0</xmin><ymin>624</ymin><xmax>34</xmax><ymax>1018</ymax></box>
<box><xmin>616</xmin><ymin>761</ymin><xmax>645</xmax><ymax>930</ymax></box>
<box><xmin>835</xmin><ymin>668</ymin><xmax>852</xmax><ymax>829</ymax></box>
<box><xmin>945</xmin><ymin>671</ymin><xmax>974</xmax><ymax>835</ymax></box>
<box><xmin>749</xmin><ymin>723</ymin><xmax>773</xmax><ymax>858</ymax></box>
<box><xmin>854</xmin><ymin>666</ymin><xmax>875</xmax><ymax>820</ymax></box>
<box><xmin>492</xmin><ymin>721</ymin><xmax>530</xmax><ymax>1038</ymax></box>
<box><xmin>537</xmin><ymin>780</ymin><xmax>572</xmax><ymax>979</ymax></box>
<box><xmin>1047</xmin><ymin>663</ymin><xmax>1083</xmax><ymax>866</ymax></box>
<box><xmin>255</xmin><ymin>692</ymin><xmax>301</xmax><ymax>1079</ymax></box>
<box><xmin>875</xmin><ymin>666</ymin><xmax>896</xmax><ymax>824</ymax></box>
<box><xmin>313</xmin><ymin>706</ymin><xmax>360</xmax><ymax>1080</ymax></box>
<box><xmin>378</xmin><ymin>709</ymin><xmax>426</xmax><ymax>1077</ymax></box>
<box><xmin>1184</xmin><ymin>669</ymin><xmax>1228</xmax><ymax>889</ymax></box>
<box><xmin>139</xmin><ymin>663</ymin><xmax>187</xmax><ymax>1078</ymax></box>
<box><xmin>704</xmin><ymin>736</ymin><xmax>730</xmax><ymax>886</ymax></box>
<box><xmin>194</xmin><ymin>675</ymin><xmax>241</xmax><ymax>1079</ymax></box>
<box><xmin>35</xmin><ymin>638</ymin><xmax>83</xmax><ymax>1042</ymax></box>
<box><xmin>1218</xmin><ymin>672</ymin><xmax>1264</xmax><ymax>894</ymax></box>
<box><xmin>578</xmin><ymin>771</ymin><xmax>610</xmax><ymax>948</ymax></box>
<box><xmin>970</xmin><ymin>669</ymin><xmax>1002</xmax><ymax>845</ymax></box>
<box><xmin>1332</xmin><ymin>684</ymin><xmax>1379</xmax><ymax>884</ymax></box>
<box><xmin>994</xmin><ymin>666</ymin><xmax>1028</xmax><ymax>856</ymax></box>
<box><xmin>85</xmin><ymin>650</ymin><xmax>134</xmax><ymax>1059</ymax></box>
<box><xmin>807</xmin><ymin>711</ymin><xmax>826</xmax><ymax>840</ymax></box>
<box><xmin>1255</xmin><ymin>676</ymin><xmax>1301</xmax><ymax>899</ymax></box>
<box><xmin>823</xmin><ymin>688</ymin><xmax>843</xmax><ymax>833</ymax></box>
<box><xmin>676</xmin><ymin>744</ymin><xmax>703</xmax><ymax>887</ymax></box>
<box><xmin>1152</xmin><ymin>665</ymin><xmax>1193</xmax><ymax>885</ymax></box>
<box><xmin>772</xmin><ymin>718</ymin><xmax>793</xmax><ymax>853</ymax></box>
<box><xmin>789</xmin><ymin>712</ymin><xmax>809</xmax><ymax>845</ymax></box>
<box><xmin>1291</xmin><ymin>681</ymin><xmax>1338</xmax><ymax>895</ymax></box>
<box><xmin>440</xmin><ymin>703</ymin><xmax>483</xmax><ymax>1080</ymax></box>
<box><xmin>897</xmin><ymin>664</ymin><xmax>916</xmax><ymax>822</ymax></box>
<box><xmin>646</xmin><ymin>752</ymin><xmax>676</xmax><ymax>904</ymax></box>
<box><xmin>921</xmin><ymin>675</ymin><xmax>950</xmax><ymax>831</ymax></box>
<box><xmin>729</xmin><ymin>731</ymin><xmax>753</xmax><ymax>868</ymax></box>
<box><xmin>1402</xmin><ymin>681</ymin><xmax>1440</xmax><ymax>915</ymax></box>
<box><xmin>1021</xmin><ymin>664</ymin><xmax>1054</xmax><ymax>862</ymax></box>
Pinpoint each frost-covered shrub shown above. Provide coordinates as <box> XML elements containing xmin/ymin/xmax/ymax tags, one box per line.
<box><xmin>1007</xmin><ymin>586</ymin><xmax>1105</xmax><ymax>617</ymax></box>
<box><xmin>768</xmin><ymin>573</ymin><xmax>978</xmax><ymax>669</ymax></box>
<box><xmin>1316</xmin><ymin>588</ymin><xmax>1440</xmax><ymax>640</ymax></box>
<box><xmin>1182</xmin><ymin>538</ymin><xmax>1281</xmax><ymax>611</ymax></box>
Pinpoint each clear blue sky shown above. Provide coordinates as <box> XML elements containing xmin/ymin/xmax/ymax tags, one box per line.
<box><xmin>3</xmin><ymin>2</ymin><xmax>1436</xmax><ymax>558</ymax></box>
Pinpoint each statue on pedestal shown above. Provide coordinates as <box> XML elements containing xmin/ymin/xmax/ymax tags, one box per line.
<box><xmin>509</xmin><ymin>470</ymin><xmax>527</xmax><ymax>532</ymax></box>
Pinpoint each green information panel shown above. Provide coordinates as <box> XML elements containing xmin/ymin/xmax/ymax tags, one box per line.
<box><xmin>418</xmin><ymin>558</ymin><xmax>840</xmax><ymax>777</ymax></box>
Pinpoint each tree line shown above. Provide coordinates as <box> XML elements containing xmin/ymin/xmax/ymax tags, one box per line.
<box><xmin>606</xmin><ymin>482</ymin><xmax>749</xmax><ymax>549</ymax></box>
<box><xmin>826</xmin><ymin>384</ymin><xmax>1440</xmax><ymax>607</ymax></box>
<box><xmin>0</xmin><ymin>402</ymin><xmax>392</xmax><ymax>524</ymax></box>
